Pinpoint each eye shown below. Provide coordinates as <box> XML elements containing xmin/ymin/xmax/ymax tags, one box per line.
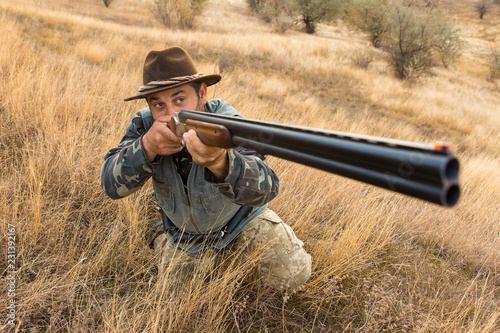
<box><xmin>154</xmin><ymin>102</ymin><xmax>164</xmax><ymax>108</ymax></box>
<box><xmin>173</xmin><ymin>97</ymin><xmax>185</xmax><ymax>106</ymax></box>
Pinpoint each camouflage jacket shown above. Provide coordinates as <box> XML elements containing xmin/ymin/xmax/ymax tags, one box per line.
<box><xmin>101</xmin><ymin>99</ymin><xmax>279</xmax><ymax>252</ymax></box>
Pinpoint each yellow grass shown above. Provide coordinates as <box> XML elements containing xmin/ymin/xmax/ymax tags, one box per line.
<box><xmin>0</xmin><ymin>0</ymin><xmax>499</xmax><ymax>331</ymax></box>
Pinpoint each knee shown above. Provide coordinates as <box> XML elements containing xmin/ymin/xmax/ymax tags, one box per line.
<box><xmin>238</xmin><ymin>209</ymin><xmax>312</xmax><ymax>290</ymax></box>
<box><xmin>265</xmin><ymin>249</ymin><xmax>312</xmax><ymax>290</ymax></box>
<box><xmin>289</xmin><ymin>252</ymin><xmax>312</xmax><ymax>289</ymax></box>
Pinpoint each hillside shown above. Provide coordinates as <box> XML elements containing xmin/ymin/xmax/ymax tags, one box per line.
<box><xmin>0</xmin><ymin>0</ymin><xmax>499</xmax><ymax>331</ymax></box>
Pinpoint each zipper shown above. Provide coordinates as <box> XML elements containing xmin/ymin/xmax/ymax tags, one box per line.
<box><xmin>172</xmin><ymin>154</ymin><xmax>202</xmax><ymax>234</ymax></box>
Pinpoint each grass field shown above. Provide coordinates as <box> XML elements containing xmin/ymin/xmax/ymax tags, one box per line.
<box><xmin>0</xmin><ymin>0</ymin><xmax>499</xmax><ymax>331</ymax></box>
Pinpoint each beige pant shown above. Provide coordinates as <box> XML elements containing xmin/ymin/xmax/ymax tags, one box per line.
<box><xmin>154</xmin><ymin>209</ymin><xmax>311</xmax><ymax>290</ymax></box>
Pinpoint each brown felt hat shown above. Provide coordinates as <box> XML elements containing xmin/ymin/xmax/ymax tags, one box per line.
<box><xmin>124</xmin><ymin>46</ymin><xmax>221</xmax><ymax>101</ymax></box>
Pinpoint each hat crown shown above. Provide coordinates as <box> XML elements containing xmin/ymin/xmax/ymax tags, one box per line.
<box><xmin>124</xmin><ymin>46</ymin><xmax>221</xmax><ymax>101</ymax></box>
<box><xmin>143</xmin><ymin>46</ymin><xmax>198</xmax><ymax>84</ymax></box>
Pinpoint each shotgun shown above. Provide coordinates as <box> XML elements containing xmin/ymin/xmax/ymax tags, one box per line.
<box><xmin>169</xmin><ymin>110</ymin><xmax>460</xmax><ymax>207</ymax></box>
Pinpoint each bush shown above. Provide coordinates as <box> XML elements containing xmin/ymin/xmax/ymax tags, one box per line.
<box><xmin>387</xmin><ymin>2</ymin><xmax>463</xmax><ymax>79</ymax></box>
<box><xmin>246</xmin><ymin>0</ymin><xmax>295</xmax><ymax>33</ymax></box>
<box><xmin>384</xmin><ymin>3</ymin><xmax>436</xmax><ymax>79</ymax></box>
<box><xmin>102</xmin><ymin>0</ymin><xmax>113</xmax><ymax>7</ymax></box>
<box><xmin>432</xmin><ymin>17</ymin><xmax>463</xmax><ymax>68</ymax></box>
<box><xmin>248</xmin><ymin>0</ymin><xmax>343</xmax><ymax>34</ymax></box>
<box><xmin>288</xmin><ymin>0</ymin><xmax>344</xmax><ymax>34</ymax></box>
<box><xmin>346</xmin><ymin>0</ymin><xmax>389</xmax><ymax>48</ymax></box>
<box><xmin>350</xmin><ymin>49</ymin><xmax>374</xmax><ymax>69</ymax></box>
<box><xmin>247</xmin><ymin>0</ymin><xmax>264</xmax><ymax>12</ymax></box>
<box><xmin>346</xmin><ymin>0</ymin><xmax>463</xmax><ymax>79</ymax></box>
<box><xmin>270</xmin><ymin>9</ymin><xmax>296</xmax><ymax>33</ymax></box>
<box><xmin>152</xmin><ymin>0</ymin><xmax>208</xmax><ymax>29</ymax></box>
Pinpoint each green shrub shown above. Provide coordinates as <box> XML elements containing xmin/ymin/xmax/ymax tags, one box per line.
<box><xmin>350</xmin><ymin>49</ymin><xmax>374</xmax><ymax>69</ymax></box>
<box><xmin>288</xmin><ymin>0</ymin><xmax>344</xmax><ymax>34</ymax></box>
<box><xmin>385</xmin><ymin>1</ymin><xmax>463</xmax><ymax>79</ymax></box>
<box><xmin>384</xmin><ymin>3</ymin><xmax>436</xmax><ymax>79</ymax></box>
<box><xmin>346</xmin><ymin>0</ymin><xmax>463</xmax><ymax>79</ymax></box>
<box><xmin>346</xmin><ymin>0</ymin><xmax>389</xmax><ymax>48</ymax></box>
<box><xmin>247</xmin><ymin>0</ymin><xmax>264</xmax><ymax>12</ymax></box>
<box><xmin>432</xmin><ymin>18</ymin><xmax>463</xmax><ymax>68</ymax></box>
<box><xmin>248</xmin><ymin>0</ymin><xmax>343</xmax><ymax>34</ymax></box>
<box><xmin>152</xmin><ymin>0</ymin><xmax>208</xmax><ymax>29</ymax></box>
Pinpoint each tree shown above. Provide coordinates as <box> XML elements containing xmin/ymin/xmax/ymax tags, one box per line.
<box><xmin>384</xmin><ymin>2</ymin><xmax>436</xmax><ymax>78</ymax></box>
<box><xmin>347</xmin><ymin>0</ymin><xmax>462</xmax><ymax>79</ymax></box>
<box><xmin>103</xmin><ymin>0</ymin><xmax>113</xmax><ymax>7</ymax></box>
<box><xmin>475</xmin><ymin>0</ymin><xmax>492</xmax><ymax>19</ymax></box>
<box><xmin>288</xmin><ymin>0</ymin><xmax>343</xmax><ymax>34</ymax></box>
<box><xmin>383</xmin><ymin>1</ymin><xmax>463</xmax><ymax>79</ymax></box>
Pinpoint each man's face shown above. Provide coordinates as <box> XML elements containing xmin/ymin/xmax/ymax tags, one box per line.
<box><xmin>146</xmin><ymin>83</ymin><xmax>207</xmax><ymax>120</ymax></box>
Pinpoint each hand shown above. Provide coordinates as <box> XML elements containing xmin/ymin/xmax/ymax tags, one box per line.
<box><xmin>142</xmin><ymin>115</ymin><xmax>183</xmax><ymax>162</ymax></box>
<box><xmin>183</xmin><ymin>129</ymin><xmax>230</xmax><ymax>180</ymax></box>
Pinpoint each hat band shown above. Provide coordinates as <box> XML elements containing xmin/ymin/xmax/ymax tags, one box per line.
<box><xmin>136</xmin><ymin>73</ymin><xmax>206</xmax><ymax>93</ymax></box>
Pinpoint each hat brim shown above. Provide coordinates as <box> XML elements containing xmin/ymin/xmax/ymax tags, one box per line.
<box><xmin>124</xmin><ymin>74</ymin><xmax>221</xmax><ymax>101</ymax></box>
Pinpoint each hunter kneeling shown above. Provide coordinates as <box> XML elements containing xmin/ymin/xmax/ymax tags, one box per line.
<box><xmin>100</xmin><ymin>46</ymin><xmax>311</xmax><ymax>290</ymax></box>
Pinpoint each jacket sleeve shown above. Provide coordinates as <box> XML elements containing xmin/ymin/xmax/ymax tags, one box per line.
<box><xmin>205</xmin><ymin>148</ymin><xmax>279</xmax><ymax>207</ymax></box>
<box><xmin>101</xmin><ymin>113</ymin><xmax>155</xmax><ymax>199</ymax></box>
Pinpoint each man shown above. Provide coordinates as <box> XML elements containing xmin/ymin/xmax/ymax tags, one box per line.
<box><xmin>101</xmin><ymin>46</ymin><xmax>311</xmax><ymax>290</ymax></box>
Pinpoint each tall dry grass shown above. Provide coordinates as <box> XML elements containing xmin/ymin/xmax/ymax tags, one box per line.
<box><xmin>0</xmin><ymin>0</ymin><xmax>499</xmax><ymax>331</ymax></box>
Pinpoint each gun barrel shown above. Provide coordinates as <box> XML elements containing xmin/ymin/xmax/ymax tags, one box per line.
<box><xmin>178</xmin><ymin>110</ymin><xmax>460</xmax><ymax>207</ymax></box>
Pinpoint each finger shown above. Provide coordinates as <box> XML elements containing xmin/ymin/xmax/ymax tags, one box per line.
<box><xmin>184</xmin><ymin>129</ymin><xmax>208</xmax><ymax>155</ymax></box>
<box><xmin>156</xmin><ymin>122</ymin><xmax>182</xmax><ymax>143</ymax></box>
<box><xmin>158</xmin><ymin>139</ymin><xmax>183</xmax><ymax>156</ymax></box>
<box><xmin>182</xmin><ymin>130</ymin><xmax>193</xmax><ymax>153</ymax></box>
<box><xmin>184</xmin><ymin>130</ymin><xmax>225</xmax><ymax>166</ymax></box>
<box><xmin>155</xmin><ymin>114</ymin><xmax>174</xmax><ymax>124</ymax></box>
<box><xmin>183</xmin><ymin>129</ymin><xmax>199</xmax><ymax>146</ymax></box>
<box><xmin>153</xmin><ymin>116</ymin><xmax>179</xmax><ymax>137</ymax></box>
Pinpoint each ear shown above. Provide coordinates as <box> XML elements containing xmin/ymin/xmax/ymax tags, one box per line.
<box><xmin>198</xmin><ymin>83</ymin><xmax>208</xmax><ymax>104</ymax></box>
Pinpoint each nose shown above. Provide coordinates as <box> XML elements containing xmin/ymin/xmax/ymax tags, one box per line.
<box><xmin>163</xmin><ymin>102</ymin><xmax>180</xmax><ymax>116</ymax></box>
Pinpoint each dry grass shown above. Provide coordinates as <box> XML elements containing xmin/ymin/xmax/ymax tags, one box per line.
<box><xmin>0</xmin><ymin>0</ymin><xmax>499</xmax><ymax>331</ymax></box>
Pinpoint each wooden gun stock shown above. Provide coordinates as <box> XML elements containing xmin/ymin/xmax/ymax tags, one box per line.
<box><xmin>168</xmin><ymin>117</ymin><xmax>234</xmax><ymax>148</ymax></box>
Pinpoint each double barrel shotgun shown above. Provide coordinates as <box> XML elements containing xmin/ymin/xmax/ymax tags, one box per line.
<box><xmin>169</xmin><ymin>110</ymin><xmax>460</xmax><ymax>208</ymax></box>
